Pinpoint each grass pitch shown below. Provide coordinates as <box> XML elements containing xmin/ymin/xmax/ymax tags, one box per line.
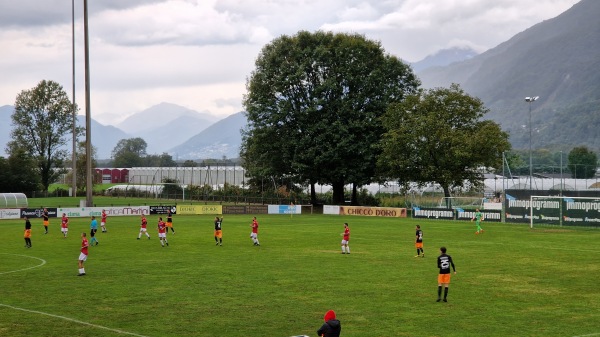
<box><xmin>0</xmin><ymin>214</ymin><xmax>599</xmax><ymax>337</ymax></box>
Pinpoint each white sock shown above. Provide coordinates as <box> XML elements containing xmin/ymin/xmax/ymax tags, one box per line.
<box><xmin>346</xmin><ymin>246</ymin><xmax>350</xmax><ymax>253</ymax></box>
<box><xmin>342</xmin><ymin>246</ymin><xmax>346</xmax><ymax>253</ymax></box>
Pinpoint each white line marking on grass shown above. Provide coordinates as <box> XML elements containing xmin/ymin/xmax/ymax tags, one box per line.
<box><xmin>0</xmin><ymin>254</ymin><xmax>151</xmax><ymax>336</ymax></box>
<box><xmin>573</xmin><ymin>333</ymin><xmax>600</xmax><ymax>337</ymax></box>
<box><xmin>0</xmin><ymin>253</ymin><xmax>46</xmax><ymax>275</ymax></box>
<box><xmin>0</xmin><ymin>304</ymin><xmax>152</xmax><ymax>337</ymax></box>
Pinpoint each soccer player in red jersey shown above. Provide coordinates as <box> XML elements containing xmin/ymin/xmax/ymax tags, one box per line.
<box><xmin>61</xmin><ymin>213</ymin><xmax>69</xmax><ymax>238</ymax></box>
<box><xmin>157</xmin><ymin>217</ymin><xmax>169</xmax><ymax>247</ymax></box>
<box><xmin>341</xmin><ymin>223</ymin><xmax>350</xmax><ymax>254</ymax></box>
<box><xmin>138</xmin><ymin>215</ymin><xmax>150</xmax><ymax>239</ymax></box>
<box><xmin>415</xmin><ymin>225</ymin><xmax>424</xmax><ymax>257</ymax></box>
<box><xmin>437</xmin><ymin>246</ymin><xmax>456</xmax><ymax>302</ymax></box>
<box><xmin>78</xmin><ymin>232</ymin><xmax>89</xmax><ymax>276</ymax></box>
<box><xmin>101</xmin><ymin>209</ymin><xmax>108</xmax><ymax>233</ymax></box>
<box><xmin>250</xmin><ymin>217</ymin><xmax>260</xmax><ymax>246</ymax></box>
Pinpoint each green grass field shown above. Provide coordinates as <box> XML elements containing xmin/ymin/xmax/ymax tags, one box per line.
<box><xmin>1</xmin><ymin>212</ymin><xmax>599</xmax><ymax>337</ymax></box>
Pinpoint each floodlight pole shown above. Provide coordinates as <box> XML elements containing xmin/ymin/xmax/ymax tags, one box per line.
<box><xmin>71</xmin><ymin>0</ymin><xmax>76</xmax><ymax>198</ymax></box>
<box><xmin>525</xmin><ymin>96</ymin><xmax>539</xmax><ymax>195</ymax></box>
<box><xmin>84</xmin><ymin>0</ymin><xmax>93</xmax><ymax>207</ymax></box>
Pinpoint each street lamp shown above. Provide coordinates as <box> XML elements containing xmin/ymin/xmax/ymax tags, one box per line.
<box><xmin>525</xmin><ymin>96</ymin><xmax>539</xmax><ymax>193</ymax></box>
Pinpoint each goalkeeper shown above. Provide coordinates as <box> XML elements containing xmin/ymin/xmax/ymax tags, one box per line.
<box><xmin>472</xmin><ymin>208</ymin><xmax>484</xmax><ymax>234</ymax></box>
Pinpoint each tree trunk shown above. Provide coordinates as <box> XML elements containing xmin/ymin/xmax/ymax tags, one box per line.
<box><xmin>332</xmin><ymin>180</ymin><xmax>345</xmax><ymax>205</ymax></box>
<box><xmin>442</xmin><ymin>184</ymin><xmax>452</xmax><ymax>208</ymax></box>
<box><xmin>351</xmin><ymin>183</ymin><xmax>358</xmax><ymax>205</ymax></box>
<box><xmin>310</xmin><ymin>182</ymin><xmax>317</xmax><ymax>205</ymax></box>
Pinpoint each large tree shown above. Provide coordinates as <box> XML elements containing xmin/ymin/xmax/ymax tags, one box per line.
<box><xmin>242</xmin><ymin>31</ymin><xmax>419</xmax><ymax>204</ymax></box>
<box><xmin>8</xmin><ymin>80</ymin><xmax>76</xmax><ymax>190</ymax></box>
<box><xmin>568</xmin><ymin>146</ymin><xmax>598</xmax><ymax>179</ymax></box>
<box><xmin>378</xmin><ymin>84</ymin><xmax>511</xmax><ymax>200</ymax></box>
<box><xmin>112</xmin><ymin>138</ymin><xmax>148</xmax><ymax>167</ymax></box>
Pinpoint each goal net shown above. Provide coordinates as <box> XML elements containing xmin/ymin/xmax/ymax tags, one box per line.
<box><xmin>530</xmin><ymin>196</ymin><xmax>600</xmax><ymax>228</ymax></box>
<box><xmin>438</xmin><ymin>197</ymin><xmax>484</xmax><ymax>210</ymax></box>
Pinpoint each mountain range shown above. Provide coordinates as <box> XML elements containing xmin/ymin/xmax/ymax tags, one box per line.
<box><xmin>0</xmin><ymin>103</ymin><xmax>246</xmax><ymax>160</ymax></box>
<box><xmin>417</xmin><ymin>0</ymin><xmax>600</xmax><ymax>151</ymax></box>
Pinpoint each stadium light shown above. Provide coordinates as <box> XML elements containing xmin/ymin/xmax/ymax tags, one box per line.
<box><xmin>524</xmin><ymin>96</ymin><xmax>539</xmax><ymax>195</ymax></box>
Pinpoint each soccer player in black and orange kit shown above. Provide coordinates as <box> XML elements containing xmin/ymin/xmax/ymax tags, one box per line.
<box><xmin>24</xmin><ymin>217</ymin><xmax>32</xmax><ymax>248</ymax></box>
<box><xmin>415</xmin><ymin>225</ymin><xmax>424</xmax><ymax>257</ymax></box>
<box><xmin>437</xmin><ymin>246</ymin><xmax>456</xmax><ymax>302</ymax></box>
<box><xmin>214</xmin><ymin>216</ymin><xmax>223</xmax><ymax>246</ymax></box>
<box><xmin>166</xmin><ymin>209</ymin><xmax>175</xmax><ymax>234</ymax></box>
<box><xmin>42</xmin><ymin>208</ymin><xmax>49</xmax><ymax>234</ymax></box>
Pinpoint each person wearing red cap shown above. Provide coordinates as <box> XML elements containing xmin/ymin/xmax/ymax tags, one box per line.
<box><xmin>317</xmin><ymin>310</ymin><xmax>341</xmax><ymax>337</ymax></box>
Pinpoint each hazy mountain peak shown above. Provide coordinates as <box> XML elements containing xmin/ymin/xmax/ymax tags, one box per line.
<box><xmin>117</xmin><ymin>102</ymin><xmax>218</xmax><ymax>134</ymax></box>
<box><xmin>411</xmin><ymin>46</ymin><xmax>479</xmax><ymax>73</ymax></box>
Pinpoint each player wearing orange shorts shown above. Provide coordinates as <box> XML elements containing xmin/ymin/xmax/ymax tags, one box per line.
<box><xmin>24</xmin><ymin>217</ymin><xmax>32</xmax><ymax>248</ymax></box>
<box><xmin>415</xmin><ymin>225</ymin><xmax>424</xmax><ymax>257</ymax></box>
<box><xmin>437</xmin><ymin>246</ymin><xmax>456</xmax><ymax>302</ymax></box>
<box><xmin>42</xmin><ymin>208</ymin><xmax>49</xmax><ymax>234</ymax></box>
<box><xmin>214</xmin><ymin>216</ymin><xmax>223</xmax><ymax>246</ymax></box>
<box><xmin>166</xmin><ymin>209</ymin><xmax>175</xmax><ymax>234</ymax></box>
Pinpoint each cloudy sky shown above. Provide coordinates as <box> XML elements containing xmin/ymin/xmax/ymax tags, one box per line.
<box><xmin>0</xmin><ymin>0</ymin><xmax>580</xmax><ymax>125</ymax></box>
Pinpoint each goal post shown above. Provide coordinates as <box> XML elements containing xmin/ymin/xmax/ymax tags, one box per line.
<box><xmin>530</xmin><ymin>196</ymin><xmax>600</xmax><ymax>228</ymax></box>
<box><xmin>438</xmin><ymin>197</ymin><xmax>484</xmax><ymax>210</ymax></box>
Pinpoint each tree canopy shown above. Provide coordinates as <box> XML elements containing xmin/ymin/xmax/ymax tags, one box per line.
<box><xmin>242</xmin><ymin>30</ymin><xmax>420</xmax><ymax>204</ymax></box>
<box><xmin>0</xmin><ymin>150</ymin><xmax>41</xmax><ymax>195</ymax></box>
<box><xmin>112</xmin><ymin>138</ymin><xmax>148</xmax><ymax>167</ymax></box>
<box><xmin>65</xmin><ymin>141</ymin><xmax>97</xmax><ymax>194</ymax></box>
<box><xmin>8</xmin><ymin>80</ymin><xmax>77</xmax><ymax>190</ymax></box>
<box><xmin>377</xmin><ymin>84</ymin><xmax>511</xmax><ymax>198</ymax></box>
<box><xmin>568</xmin><ymin>146</ymin><xmax>598</xmax><ymax>179</ymax></box>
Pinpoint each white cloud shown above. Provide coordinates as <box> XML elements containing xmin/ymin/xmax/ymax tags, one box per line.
<box><xmin>0</xmin><ymin>0</ymin><xmax>581</xmax><ymax>123</ymax></box>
